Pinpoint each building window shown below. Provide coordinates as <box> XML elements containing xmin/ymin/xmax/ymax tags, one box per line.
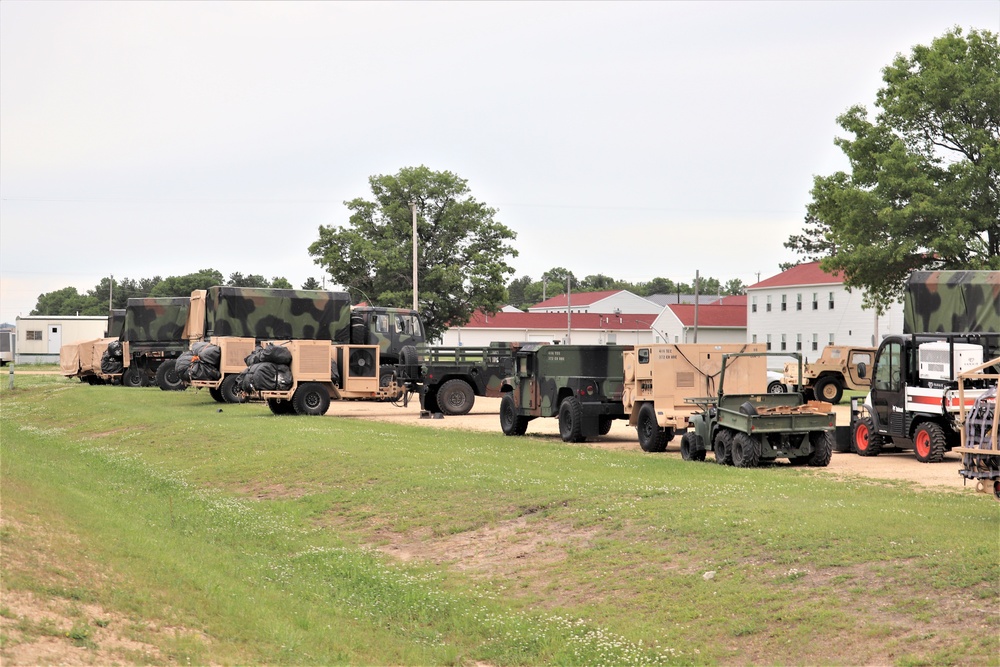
<box><xmin>781</xmin><ymin>295</ymin><xmax>787</xmax><ymax>311</ymax></box>
<box><xmin>751</xmin><ymin>296</ymin><xmax>757</xmax><ymax>313</ymax></box>
<box><xmin>752</xmin><ymin>334</ymin><xmax>758</xmax><ymax>344</ymax></box>
<box><xmin>796</xmin><ymin>293</ymin><xmax>802</xmax><ymax>311</ymax></box>
<box><xmin>812</xmin><ymin>333</ymin><xmax>818</xmax><ymax>351</ymax></box>
<box><xmin>828</xmin><ymin>291</ymin><xmax>835</xmax><ymax>309</ymax></box>
<box><xmin>780</xmin><ymin>334</ymin><xmax>787</xmax><ymax>351</ymax></box>
<box><xmin>766</xmin><ymin>296</ymin><xmax>772</xmax><ymax>312</ymax></box>
<box><xmin>26</xmin><ymin>330</ymin><xmax>43</xmax><ymax>341</ymax></box>
<box><xmin>829</xmin><ymin>333</ymin><xmax>835</xmax><ymax>346</ymax></box>
<box><xmin>766</xmin><ymin>334</ymin><xmax>772</xmax><ymax>351</ymax></box>
<box><xmin>796</xmin><ymin>334</ymin><xmax>802</xmax><ymax>351</ymax></box>
<box><xmin>812</xmin><ymin>292</ymin><xmax>818</xmax><ymax>310</ymax></box>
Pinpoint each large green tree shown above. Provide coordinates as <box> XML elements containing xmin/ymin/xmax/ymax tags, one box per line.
<box><xmin>149</xmin><ymin>268</ymin><xmax>224</xmax><ymax>298</ymax></box>
<box><xmin>786</xmin><ymin>27</ymin><xmax>1000</xmax><ymax>312</ymax></box>
<box><xmin>30</xmin><ymin>287</ymin><xmax>99</xmax><ymax>316</ymax></box>
<box><xmin>309</xmin><ymin>166</ymin><xmax>518</xmax><ymax>341</ymax></box>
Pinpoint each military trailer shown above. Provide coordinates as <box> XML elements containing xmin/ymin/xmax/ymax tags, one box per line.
<box><xmin>781</xmin><ymin>345</ymin><xmax>876</xmax><ymax>404</ymax></box>
<box><xmin>418</xmin><ymin>343</ymin><xmax>519</xmax><ymax>415</ymax></box>
<box><xmin>952</xmin><ymin>356</ymin><xmax>1000</xmax><ymax>501</ymax></box>
<box><xmin>622</xmin><ymin>343</ymin><xmax>766</xmax><ymax>452</ymax></box>
<box><xmin>60</xmin><ymin>337</ymin><xmax>117</xmax><ymax>384</ymax></box>
<box><xmin>680</xmin><ymin>352</ymin><xmax>836</xmax><ymax>467</ymax></box>
<box><xmin>499</xmin><ymin>344</ymin><xmax>631</xmax><ymax>442</ymax></box>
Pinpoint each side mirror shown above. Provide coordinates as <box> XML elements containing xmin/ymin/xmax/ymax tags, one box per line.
<box><xmin>856</xmin><ymin>362</ymin><xmax>866</xmax><ymax>379</ymax></box>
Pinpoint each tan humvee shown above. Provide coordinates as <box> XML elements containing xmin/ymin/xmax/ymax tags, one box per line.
<box><xmin>782</xmin><ymin>345</ymin><xmax>875</xmax><ymax>404</ymax></box>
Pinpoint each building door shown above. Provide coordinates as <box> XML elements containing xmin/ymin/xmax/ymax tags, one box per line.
<box><xmin>47</xmin><ymin>324</ymin><xmax>62</xmax><ymax>354</ymax></box>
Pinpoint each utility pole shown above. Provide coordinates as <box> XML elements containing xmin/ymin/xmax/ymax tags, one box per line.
<box><xmin>566</xmin><ymin>275</ymin><xmax>572</xmax><ymax>344</ymax></box>
<box><xmin>109</xmin><ymin>274</ymin><xmax>113</xmax><ymax>311</ymax></box>
<box><xmin>693</xmin><ymin>270</ymin><xmax>699</xmax><ymax>343</ymax></box>
<box><xmin>410</xmin><ymin>201</ymin><xmax>418</xmax><ymax>311</ymax></box>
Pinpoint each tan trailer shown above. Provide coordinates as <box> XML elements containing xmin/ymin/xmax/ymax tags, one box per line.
<box><xmin>622</xmin><ymin>343</ymin><xmax>766</xmax><ymax>451</ymax></box>
<box><xmin>188</xmin><ymin>337</ymin><xmax>258</xmax><ymax>402</ymax></box>
<box><xmin>953</xmin><ymin>356</ymin><xmax>1000</xmax><ymax>501</ymax></box>
<box><xmin>60</xmin><ymin>337</ymin><xmax>118</xmax><ymax>384</ymax></box>
<box><xmin>256</xmin><ymin>340</ymin><xmax>403</xmax><ymax>415</ymax></box>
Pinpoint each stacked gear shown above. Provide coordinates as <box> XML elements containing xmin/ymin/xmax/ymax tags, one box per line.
<box><xmin>176</xmin><ymin>341</ymin><xmax>222</xmax><ymax>382</ymax></box>
<box><xmin>961</xmin><ymin>386</ymin><xmax>999</xmax><ymax>478</ymax></box>
<box><xmin>101</xmin><ymin>340</ymin><xmax>124</xmax><ymax>374</ymax></box>
<box><xmin>236</xmin><ymin>344</ymin><xmax>293</xmax><ymax>393</ymax></box>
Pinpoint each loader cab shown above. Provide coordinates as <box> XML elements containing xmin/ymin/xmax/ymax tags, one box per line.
<box><xmin>870</xmin><ymin>336</ymin><xmax>906</xmax><ymax>436</ymax></box>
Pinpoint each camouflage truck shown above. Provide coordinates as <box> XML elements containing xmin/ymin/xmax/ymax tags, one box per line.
<box><xmin>621</xmin><ymin>343</ymin><xmax>766</xmax><ymax>452</ymax></box>
<box><xmin>498</xmin><ymin>344</ymin><xmax>632</xmax><ymax>442</ymax></box>
<box><xmin>781</xmin><ymin>345</ymin><xmax>876</xmax><ymax>404</ymax></box>
<box><xmin>417</xmin><ymin>342</ymin><xmax>519</xmax><ymax>416</ymax></box>
<box><xmin>851</xmin><ymin>270</ymin><xmax>1000</xmax><ymax>462</ymax></box>
<box><xmin>113</xmin><ymin>297</ymin><xmax>191</xmax><ymax>389</ymax></box>
<box><xmin>680</xmin><ymin>352</ymin><xmax>836</xmax><ymax>467</ymax></box>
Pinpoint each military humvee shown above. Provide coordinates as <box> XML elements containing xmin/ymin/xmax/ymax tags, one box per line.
<box><xmin>781</xmin><ymin>345</ymin><xmax>875</xmax><ymax>404</ymax></box>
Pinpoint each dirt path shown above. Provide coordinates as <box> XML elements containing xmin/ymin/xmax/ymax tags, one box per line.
<box><xmin>325</xmin><ymin>396</ymin><xmax>982</xmax><ymax>493</ymax></box>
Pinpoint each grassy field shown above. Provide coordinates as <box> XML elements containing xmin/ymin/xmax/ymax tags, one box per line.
<box><xmin>1</xmin><ymin>374</ymin><xmax>997</xmax><ymax>665</ymax></box>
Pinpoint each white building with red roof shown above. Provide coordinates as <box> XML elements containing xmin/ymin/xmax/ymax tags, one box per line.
<box><xmin>528</xmin><ymin>289</ymin><xmax>662</xmax><ymax>315</ymax></box>
<box><xmin>745</xmin><ymin>261</ymin><xmax>904</xmax><ymax>360</ymax></box>
<box><xmin>439</xmin><ymin>309</ymin><xmax>657</xmax><ymax>347</ymax></box>
<box><xmin>649</xmin><ymin>296</ymin><xmax>748</xmax><ymax>344</ymax></box>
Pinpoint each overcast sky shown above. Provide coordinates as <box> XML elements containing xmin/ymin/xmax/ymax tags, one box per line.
<box><xmin>1</xmin><ymin>1</ymin><xmax>997</xmax><ymax>323</ymax></box>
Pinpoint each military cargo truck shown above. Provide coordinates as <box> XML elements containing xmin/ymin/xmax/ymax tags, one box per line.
<box><xmin>621</xmin><ymin>343</ymin><xmax>766</xmax><ymax>451</ymax></box>
<box><xmin>680</xmin><ymin>352</ymin><xmax>836</xmax><ymax>467</ymax></box>
<box><xmin>113</xmin><ymin>297</ymin><xmax>191</xmax><ymax>389</ymax></box>
<box><xmin>851</xmin><ymin>270</ymin><xmax>1000</xmax><ymax>462</ymax></box>
<box><xmin>418</xmin><ymin>343</ymin><xmax>518</xmax><ymax>415</ymax></box>
<box><xmin>498</xmin><ymin>344</ymin><xmax>631</xmax><ymax>442</ymax></box>
<box><xmin>781</xmin><ymin>345</ymin><xmax>875</xmax><ymax>404</ymax></box>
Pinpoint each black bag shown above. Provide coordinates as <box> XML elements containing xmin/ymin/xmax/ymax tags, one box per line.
<box><xmin>101</xmin><ymin>350</ymin><xmax>123</xmax><ymax>374</ymax></box>
<box><xmin>243</xmin><ymin>362</ymin><xmax>293</xmax><ymax>392</ymax></box>
<box><xmin>258</xmin><ymin>344</ymin><xmax>292</xmax><ymax>366</ymax></box>
<box><xmin>175</xmin><ymin>350</ymin><xmax>195</xmax><ymax>380</ymax></box>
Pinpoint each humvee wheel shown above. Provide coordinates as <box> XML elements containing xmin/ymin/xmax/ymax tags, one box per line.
<box><xmin>808</xmin><ymin>431</ymin><xmax>834</xmax><ymax>467</ymax></box>
<box><xmin>852</xmin><ymin>416</ymin><xmax>882</xmax><ymax>456</ymax></box>
<box><xmin>913</xmin><ymin>422</ymin><xmax>947</xmax><ymax>463</ymax></box>
<box><xmin>293</xmin><ymin>382</ymin><xmax>331</xmax><ymax>416</ymax></box>
<box><xmin>637</xmin><ymin>404</ymin><xmax>670</xmax><ymax>452</ymax></box>
<box><xmin>598</xmin><ymin>416</ymin><xmax>613</xmax><ymax>436</ymax></box>
<box><xmin>267</xmin><ymin>398</ymin><xmax>296</xmax><ymax>415</ymax></box>
<box><xmin>219</xmin><ymin>374</ymin><xmax>247</xmax><ymax>404</ymax></box>
<box><xmin>155</xmin><ymin>360</ymin><xmax>186</xmax><ymax>391</ymax></box>
<box><xmin>499</xmin><ymin>393</ymin><xmax>529</xmax><ymax>436</ymax></box>
<box><xmin>680</xmin><ymin>432</ymin><xmax>706</xmax><ymax>461</ymax></box>
<box><xmin>122</xmin><ymin>366</ymin><xmax>145</xmax><ymax>388</ymax></box>
<box><xmin>438</xmin><ymin>379</ymin><xmax>475</xmax><ymax>416</ymax></box>
<box><xmin>813</xmin><ymin>376</ymin><xmax>843</xmax><ymax>404</ymax></box>
<box><xmin>713</xmin><ymin>429</ymin><xmax>733</xmax><ymax>465</ymax></box>
<box><xmin>732</xmin><ymin>432</ymin><xmax>761</xmax><ymax>468</ymax></box>
<box><xmin>209</xmin><ymin>387</ymin><xmax>225</xmax><ymax>403</ymax></box>
<box><xmin>559</xmin><ymin>397</ymin><xmax>585</xmax><ymax>442</ymax></box>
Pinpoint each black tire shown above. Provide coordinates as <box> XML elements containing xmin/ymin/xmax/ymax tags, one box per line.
<box><xmin>913</xmin><ymin>422</ymin><xmax>947</xmax><ymax>463</ymax></box>
<box><xmin>267</xmin><ymin>398</ymin><xmax>296</xmax><ymax>415</ymax></box>
<box><xmin>714</xmin><ymin>429</ymin><xmax>733</xmax><ymax>465</ymax></box>
<box><xmin>680</xmin><ymin>432</ymin><xmax>706</xmax><ymax>461</ymax></box>
<box><xmin>787</xmin><ymin>455</ymin><xmax>810</xmax><ymax>466</ymax></box>
<box><xmin>399</xmin><ymin>345</ymin><xmax>418</xmax><ymax>367</ymax></box>
<box><xmin>739</xmin><ymin>401</ymin><xmax>758</xmax><ymax>416</ymax></box>
<box><xmin>732</xmin><ymin>432</ymin><xmax>762</xmax><ymax>468</ymax></box>
<box><xmin>558</xmin><ymin>396</ymin><xmax>584</xmax><ymax>442</ymax></box>
<box><xmin>813</xmin><ymin>376</ymin><xmax>843</xmax><ymax>404</ymax></box>
<box><xmin>598</xmin><ymin>416</ymin><xmax>613</xmax><ymax>436</ymax></box>
<box><xmin>637</xmin><ymin>403</ymin><xmax>670</xmax><ymax>452</ymax></box>
<box><xmin>808</xmin><ymin>431</ymin><xmax>834</xmax><ymax>467</ymax></box>
<box><xmin>209</xmin><ymin>387</ymin><xmax>224</xmax><ymax>403</ymax></box>
<box><xmin>219</xmin><ymin>374</ymin><xmax>247</xmax><ymax>404</ymax></box>
<box><xmin>438</xmin><ymin>379</ymin><xmax>475</xmax><ymax>416</ymax></box>
<box><xmin>422</xmin><ymin>388</ymin><xmax>441</xmax><ymax>414</ymax></box>
<box><xmin>499</xmin><ymin>393</ymin><xmax>529</xmax><ymax>436</ymax></box>
<box><xmin>379</xmin><ymin>365</ymin><xmax>403</xmax><ymax>401</ymax></box>
<box><xmin>293</xmin><ymin>382</ymin><xmax>331</xmax><ymax>416</ymax></box>
<box><xmin>767</xmin><ymin>381</ymin><xmax>785</xmax><ymax>394</ymax></box>
<box><xmin>122</xmin><ymin>366</ymin><xmax>144</xmax><ymax>388</ymax></box>
<box><xmin>852</xmin><ymin>416</ymin><xmax>882</xmax><ymax>457</ymax></box>
<box><xmin>155</xmin><ymin>360</ymin><xmax>186</xmax><ymax>391</ymax></box>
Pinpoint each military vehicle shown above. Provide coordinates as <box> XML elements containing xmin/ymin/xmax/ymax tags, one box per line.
<box><xmin>680</xmin><ymin>352</ymin><xmax>836</xmax><ymax>467</ymax></box>
<box><xmin>781</xmin><ymin>345</ymin><xmax>876</xmax><ymax>404</ymax></box>
<box><xmin>110</xmin><ymin>297</ymin><xmax>191</xmax><ymax>389</ymax></box>
<box><xmin>952</xmin><ymin>355</ymin><xmax>1000</xmax><ymax>501</ymax></box>
<box><xmin>59</xmin><ymin>309</ymin><xmax>129</xmax><ymax>384</ymax></box>
<box><xmin>851</xmin><ymin>271</ymin><xmax>1000</xmax><ymax>462</ymax></box>
<box><xmin>622</xmin><ymin>343</ymin><xmax>766</xmax><ymax>451</ymax></box>
<box><xmin>498</xmin><ymin>344</ymin><xmax>631</xmax><ymax>442</ymax></box>
<box><xmin>417</xmin><ymin>343</ymin><xmax>518</xmax><ymax>415</ymax></box>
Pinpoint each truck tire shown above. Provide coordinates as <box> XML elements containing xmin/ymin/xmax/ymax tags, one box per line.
<box><xmin>122</xmin><ymin>366</ymin><xmax>145</xmax><ymax>388</ymax></box>
<box><xmin>559</xmin><ymin>397</ymin><xmax>585</xmax><ymax>442</ymax></box>
<box><xmin>598</xmin><ymin>416</ymin><xmax>613</xmax><ymax>436</ymax></box>
<box><xmin>499</xmin><ymin>393</ymin><xmax>529</xmax><ymax>436</ymax></box>
<box><xmin>155</xmin><ymin>360</ymin><xmax>186</xmax><ymax>391</ymax></box>
<box><xmin>267</xmin><ymin>398</ymin><xmax>296</xmax><ymax>415</ymax></box>
<box><xmin>808</xmin><ymin>431</ymin><xmax>833</xmax><ymax>467</ymax></box>
<box><xmin>732</xmin><ymin>432</ymin><xmax>761</xmax><ymax>468</ymax></box>
<box><xmin>852</xmin><ymin>416</ymin><xmax>882</xmax><ymax>457</ymax></box>
<box><xmin>913</xmin><ymin>422</ymin><xmax>947</xmax><ymax>463</ymax></box>
<box><xmin>637</xmin><ymin>404</ymin><xmax>669</xmax><ymax>452</ymax></box>
<box><xmin>680</xmin><ymin>432</ymin><xmax>706</xmax><ymax>461</ymax></box>
<box><xmin>293</xmin><ymin>382</ymin><xmax>331</xmax><ymax>416</ymax></box>
<box><xmin>219</xmin><ymin>374</ymin><xmax>246</xmax><ymax>404</ymax></box>
<box><xmin>813</xmin><ymin>376</ymin><xmax>843</xmax><ymax>404</ymax></box>
<box><xmin>714</xmin><ymin>429</ymin><xmax>733</xmax><ymax>465</ymax></box>
<box><xmin>437</xmin><ymin>379</ymin><xmax>475</xmax><ymax>416</ymax></box>
<box><xmin>209</xmin><ymin>387</ymin><xmax>225</xmax><ymax>403</ymax></box>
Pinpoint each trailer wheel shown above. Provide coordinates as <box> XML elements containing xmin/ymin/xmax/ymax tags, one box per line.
<box><xmin>559</xmin><ymin>397</ymin><xmax>585</xmax><ymax>442</ymax></box>
<box><xmin>852</xmin><ymin>416</ymin><xmax>882</xmax><ymax>456</ymax></box>
<box><xmin>637</xmin><ymin>404</ymin><xmax>669</xmax><ymax>452</ymax></box>
<box><xmin>813</xmin><ymin>377</ymin><xmax>843</xmax><ymax>404</ymax></box>
<box><xmin>499</xmin><ymin>393</ymin><xmax>529</xmax><ymax>436</ymax></box>
<box><xmin>808</xmin><ymin>431</ymin><xmax>833</xmax><ymax>467</ymax></box>
<box><xmin>122</xmin><ymin>366</ymin><xmax>144</xmax><ymax>388</ymax></box>
<box><xmin>219</xmin><ymin>374</ymin><xmax>247</xmax><ymax>404</ymax></box>
<box><xmin>267</xmin><ymin>398</ymin><xmax>296</xmax><ymax>415</ymax></box>
<box><xmin>438</xmin><ymin>379</ymin><xmax>475</xmax><ymax>416</ymax></box>
<box><xmin>293</xmin><ymin>382</ymin><xmax>331</xmax><ymax>416</ymax></box>
<box><xmin>598</xmin><ymin>416</ymin><xmax>613</xmax><ymax>436</ymax></box>
<box><xmin>913</xmin><ymin>422</ymin><xmax>947</xmax><ymax>463</ymax></box>
<box><xmin>680</xmin><ymin>432</ymin><xmax>706</xmax><ymax>461</ymax></box>
<box><xmin>209</xmin><ymin>387</ymin><xmax>224</xmax><ymax>403</ymax></box>
<box><xmin>732</xmin><ymin>432</ymin><xmax>761</xmax><ymax>468</ymax></box>
<box><xmin>155</xmin><ymin>360</ymin><xmax>186</xmax><ymax>391</ymax></box>
<box><xmin>713</xmin><ymin>429</ymin><xmax>733</xmax><ymax>465</ymax></box>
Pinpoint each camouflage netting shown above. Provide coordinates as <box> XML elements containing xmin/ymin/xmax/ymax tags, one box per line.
<box><xmin>203</xmin><ymin>287</ymin><xmax>352</xmax><ymax>340</ymax></box>
<box><xmin>101</xmin><ymin>340</ymin><xmax>124</xmax><ymax>374</ymax></box>
<box><xmin>904</xmin><ymin>271</ymin><xmax>1000</xmax><ymax>334</ymax></box>
<box><xmin>122</xmin><ymin>297</ymin><xmax>190</xmax><ymax>343</ymax></box>
<box><xmin>178</xmin><ymin>341</ymin><xmax>222</xmax><ymax>382</ymax></box>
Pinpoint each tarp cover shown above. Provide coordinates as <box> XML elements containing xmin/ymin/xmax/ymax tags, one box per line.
<box><xmin>245</xmin><ymin>344</ymin><xmax>293</xmax><ymax>366</ymax></box>
<box><xmin>204</xmin><ymin>286</ymin><xmax>351</xmax><ymax>340</ymax></box>
<box><xmin>237</xmin><ymin>362</ymin><xmax>293</xmax><ymax>393</ymax></box>
<box><xmin>122</xmin><ymin>297</ymin><xmax>190</xmax><ymax>343</ymax></box>
<box><xmin>59</xmin><ymin>344</ymin><xmax>81</xmax><ymax>375</ymax></box>
<box><xmin>904</xmin><ymin>271</ymin><xmax>1000</xmax><ymax>334</ymax></box>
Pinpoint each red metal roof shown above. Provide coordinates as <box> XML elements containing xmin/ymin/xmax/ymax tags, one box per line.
<box><xmin>714</xmin><ymin>294</ymin><xmax>748</xmax><ymax>307</ymax></box>
<box><xmin>749</xmin><ymin>261</ymin><xmax>843</xmax><ymax>289</ymax></box>
<box><xmin>457</xmin><ymin>310</ymin><xmax>655</xmax><ymax>331</ymax></box>
<box><xmin>530</xmin><ymin>290</ymin><xmax>624</xmax><ymax>309</ymax></box>
<box><xmin>666</xmin><ymin>304</ymin><xmax>746</xmax><ymax>327</ymax></box>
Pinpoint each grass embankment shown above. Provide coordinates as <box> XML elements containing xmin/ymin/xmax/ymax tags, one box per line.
<box><xmin>1</xmin><ymin>375</ymin><xmax>997</xmax><ymax>665</ymax></box>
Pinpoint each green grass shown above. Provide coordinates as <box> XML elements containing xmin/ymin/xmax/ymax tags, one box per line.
<box><xmin>2</xmin><ymin>374</ymin><xmax>998</xmax><ymax>665</ymax></box>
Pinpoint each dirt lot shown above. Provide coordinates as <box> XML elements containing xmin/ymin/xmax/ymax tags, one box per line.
<box><xmin>325</xmin><ymin>395</ymin><xmax>985</xmax><ymax>493</ymax></box>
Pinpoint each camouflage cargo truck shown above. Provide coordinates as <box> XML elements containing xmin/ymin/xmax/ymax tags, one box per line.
<box><xmin>113</xmin><ymin>297</ymin><xmax>191</xmax><ymax>389</ymax></box>
<box><xmin>498</xmin><ymin>344</ymin><xmax>632</xmax><ymax>442</ymax></box>
<box><xmin>621</xmin><ymin>343</ymin><xmax>766</xmax><ymax>452</ymax></box>
<box><xmin>781</xmin><ymin>345</ymin><xmax>876</xmax><ymax>404</ymax></box>
<box><xmin>418</xmin><ymin>342</ymin><xmax>519</xmax><ymax>416</ymax></box>
<box><xmin>851</xmin><ymin>270</ymin><xmax>1000</xmax><ymax>462</ymax></box>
